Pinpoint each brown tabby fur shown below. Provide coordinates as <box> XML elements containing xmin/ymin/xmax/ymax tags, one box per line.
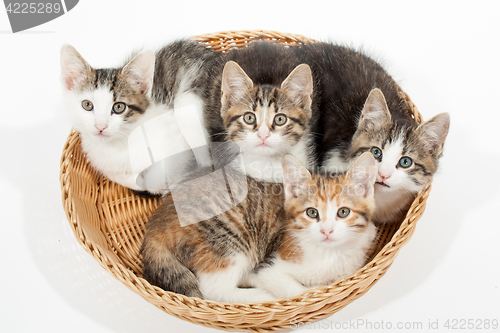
<box><xmin>222</xmin><ymin>84</ymin><xmax>311</xmax><ymax>147</ymax></box>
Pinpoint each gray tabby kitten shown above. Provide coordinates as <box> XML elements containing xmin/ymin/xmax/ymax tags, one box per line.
<box><xmin>293</xmin><ymin>42</ymin><xmax>450</xmax><ymax>223</ymax></box>
<box><xmin>61</xmin><ymin>40</ymin><xmax>222</xmax><ymax>195</ymax></box>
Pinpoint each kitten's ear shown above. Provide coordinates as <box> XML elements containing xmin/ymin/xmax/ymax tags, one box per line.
<box><xmin>221</xmin><ymin>61</ymin><xmax>254</xmax><ymax>109</ymax></box>
<box><xmin>280</xmin><ymin>64</ymin><xmax>313</xmax><ymax>112</ymax></box>
<box><xmin>121</xmin><ymin>50</ymin><xmax>155</xmax><ymax>95</ymax></box>
<box><xmin>345</xmin><ymin>152</ymin><xmax>377</xmax><ymax>199</ymax></box>
<box><xmin>358</xmin><ymin>88</ymin><xmax>391</xmax><ymax>131</ymax></box>
<box><xmin>60</xmin><ymin>45</ymin><xmax>93</xmax><ymax>91</ymax></box>
<box><xmin>282</xmin><ymin>154</ymin><xmax>312</xmax><ymax>201</ymax></box>
<box><xmin>416</xmin><ymin>113</ymin><xmax>450</xmax><ymax>155</ymax></box>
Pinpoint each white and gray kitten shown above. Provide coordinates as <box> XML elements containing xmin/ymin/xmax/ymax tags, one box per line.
<box><xmin>323</xmin><ymin>89</ymin><xmax>449</xmax><ymax>223</ymax></box>
<box><xmin>292</xmin><ymin>42</ymin><xmax>450</xmax><ymax>223</ymax></box>
<box><xmin>61</xmin><ymin>41</ymin><xmax>220</xmax><ymax>194</ymax></box>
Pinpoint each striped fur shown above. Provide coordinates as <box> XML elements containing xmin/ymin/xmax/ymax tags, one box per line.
<box><xmin>141</xmin><ymin>153</ymin><xmax>377</xmax><ymax>303</ymax></box>
<box><xmin>204</xmin><ymin>43</ymin><xmax>320</xmax><ymax>183</ymax></box>
<box><xmin>290</xmin><ymin>42</ymin><xmax>450</xmax><ymax>223</ymax></box>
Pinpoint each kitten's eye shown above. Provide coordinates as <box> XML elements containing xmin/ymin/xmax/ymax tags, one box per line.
<box><xmin>273</xmin><ymin>113</ymin><xmax>287</xmax><ymax>126</ymax></box>
<box><xmin>243</xmin><ymin>112</ymin><xmax>256</xmax><ymax>124</ymax></box>
<box><xmin>398</xmin><ymin>156</ymin><xmax>413</xmax><ymax>168</ymax></box>
<box><xmin>337</xmin><ymin>207</ymin><xmax>351</xmax><ymax>218</ymax></box>
<box><xmin>112</xmin><ymin>102</ymin><xmax>127</xmax><ymax>114</ymax></box>
<box><xmin>371</xmin><ymin>147</ymin><xmax>382</xmax><ymax>159</ymax></box>
<box><xmin>81</xmin><ymin>100</ymin><xmax>94</xmax><ymax>111</ymax></box>
<box><xmin>306</xmin><ymin>207</ymin><xmax>319</xmax><ymax>219</ymax></box>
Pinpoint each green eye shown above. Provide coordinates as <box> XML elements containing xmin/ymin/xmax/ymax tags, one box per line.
<box><xmin>399</xmin><ymin>156</ymin><xmax>413</xmax><ymax>168</ymax></box>
<box><xmin>243</xmin><ymin>112</ymin><xmax>256</xmax><ymax>124</ymax></box>
<box><xmin>306</xmin><ymin>207</ymin><xmax>319</xmax><ymax>219</ymax></box>
<box><xmin>112</xmin><ymin>102</ymin><xmax>127</xmax><ymax>114</ymax></box>
<box><xmin>371</xmin><ymin>147</ymin><xmax>382</xmax><ymax>159</ymax></box>
<box><xmin>273</xmin><ymin>113</ymin><xmax>287</xmax><ymax>126</ymax></box>
<box><xmin>337</xmin><ymin>207</ymin><xmax>351</xmax><ymax>218</ymax></box>
<box><xmin>81</xmin><ymin>100</ymin><xmax>93</xmax><ymax>111</ymax></box>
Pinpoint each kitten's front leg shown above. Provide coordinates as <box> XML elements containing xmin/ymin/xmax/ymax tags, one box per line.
<box><xmin>197</xmin><ymin>255</ymin><xmax>275</xmax><ymax>303</ymax></box>
<box><xmin>250</xmin><ymin>266</ymin><xmax>310</xmax><ymax>300</ymax></box>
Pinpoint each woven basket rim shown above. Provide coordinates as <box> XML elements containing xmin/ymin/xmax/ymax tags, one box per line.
<box><xmin>192</xmin><ymin>29</ymin><xmax>316</xmax><ymax>43</ymax></box>
<box><xmin>61</xmin><ymin>136</ymin><xmax>430</xmax><ymax>304</ymax></box>
<box><xmin>59</xmin><ymin>30</ymin><xmax>431</xmax><ymax>331</ymax></box>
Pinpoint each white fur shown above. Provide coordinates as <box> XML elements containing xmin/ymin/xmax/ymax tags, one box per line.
<box><xmin>322</xmin><ymin>149</ymin><xmax>352</xmax><ymax>174</ymax></box>
<box><xmin>242</xmin><ymin>138</ymin><xmax>312</xmax><ymax>182</ymax></box>
<box><xmin>371</xmin><ymin>137</ymin><xmax>422</xmax><ymax>222</ymax></box>
<box><xmin>375</xmin><ymin>137</ymin><xmax>420</xmax><ymax>192</ymax></box>
<box><xmin>174</xmin><ymin>92</ymin><xmax>211</xmax><ymax>167</ymax></box>
<box><xmin>64</xmin><ymin>86</ymin><xmax>205</xmax><ymax>194</ymax></box>
<box><xmin>198</xmin><ymin>254</ymin><xmax>275</xmax><ymax>303</ymax></box>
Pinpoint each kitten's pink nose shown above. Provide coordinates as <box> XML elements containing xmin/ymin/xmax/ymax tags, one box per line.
<box><xmin>95</xmin><ymin>124</ymin><xmax>108</xmax><ymax>133</ymax></box>
<box><xmin>258</xmin><ymin>128</ymin><xmax>270</xmax><ymax>142</ymax></box>
<box><xmin>321</xmin><ymin>229</ymin><xmax>333</xmax><ymax>236</ymax></box>
<box><xmin>378</xmin><ymin>172</ymin><xmax>390</xmax><ymax>181</ymax></box>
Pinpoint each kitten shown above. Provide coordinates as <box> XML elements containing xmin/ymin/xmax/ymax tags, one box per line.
<box><xmin>60</xmin><ymin>40</ymin><xmax>221</xmax><ymax>194</ymax></box>
<box><xmin>204</xmin><ymin>43</ymin><xmax>320</xmax><ymax>183</ymax></box>
<box><xmin>141</xmin><ymin>152</ymin><xmax>377</xmax><ymax>303</ymax></box>
<box><xmin>293</xmin><ymin>42</ymin><xmax>450</xmax><ymax>223</ymax></box>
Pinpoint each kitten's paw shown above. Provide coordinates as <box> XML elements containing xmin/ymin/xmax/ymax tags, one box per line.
<box><xmin>244</xmin><ymin>288</ymin><xmax>277</xmax><ymax>303</ymax></box>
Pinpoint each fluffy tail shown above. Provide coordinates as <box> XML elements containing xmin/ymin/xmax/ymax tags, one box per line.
<box><xmin>141</xmin><ymin>241</ymin><xmax>203</xmax><ymax>299</ymax></box>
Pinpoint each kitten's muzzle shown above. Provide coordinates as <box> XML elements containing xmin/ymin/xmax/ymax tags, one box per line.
<box><xmin>95</xmin><ymin>124</ymin><xmax>108</xmax><ymax>134</ymax></box>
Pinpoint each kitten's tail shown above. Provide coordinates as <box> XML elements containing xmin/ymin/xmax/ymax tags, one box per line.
<box><xmin>141</xmin><ymin>243</ymin><xmax>203</xmax><ymax>299</ymax></box>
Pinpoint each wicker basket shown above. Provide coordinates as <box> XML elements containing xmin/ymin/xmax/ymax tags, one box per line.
<box><xmin>59</xmin><ymin>30</ymin><xmax>431</xmax><ymax>332</ymax></box>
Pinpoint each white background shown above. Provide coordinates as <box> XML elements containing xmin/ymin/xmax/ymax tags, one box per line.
<box><xmin>1</xmin><ymin>1</ymin><xmax>499</xmax><ymax>332</ymax></box>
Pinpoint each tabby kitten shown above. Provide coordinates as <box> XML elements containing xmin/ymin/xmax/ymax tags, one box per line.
<box><xmin>61</xmin><ymin>40</ymin><xmax>221</xmax><ymax>194</ymax></box>
<box><xmin>141</xmin><ymin>152</ymin><xmax>377</xmax><ymax>303</ymax></box>
<box><xmin>293</xmin><ymin>42</ymin><xmax>450</xmax><ymax>223</ymax></box>
<box><xmin>204</xmin><ymin>43</ymin><xmax>320</xmax><ymax>183</ymax></box>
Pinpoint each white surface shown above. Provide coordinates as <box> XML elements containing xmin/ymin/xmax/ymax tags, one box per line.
<box><xmin>1</xmin><ymin>1</ymin><xmax>499</xmax><ymax>332</ymax></box>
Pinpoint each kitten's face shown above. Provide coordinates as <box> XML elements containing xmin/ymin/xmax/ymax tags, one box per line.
<box><xmin>220</xmin><ymin>61</ymin><xmax>313</xmax><ymax>157</ymax></box>
<box><xmin>60</xmin><ymin>45</ymin><xmax>154</xmax><ymax>141</ymax></box>
<box><xmin>283</xmin><ymin>153</ymin><xmax>377</xmax><ymax>247</ymax></box>
<box><xmin>349</xmin><ymin>89</ymin><xmax>450</xmax><ymax>194</ymax></box>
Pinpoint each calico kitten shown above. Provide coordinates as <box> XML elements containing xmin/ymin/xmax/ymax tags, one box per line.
<box><xmin>61</xmin><ymin>40</ymin><xmax>221</xmax><ymax>194</ymax></box>
<box><xmin>293</xmin><ymin>42</ymin><xmax>450</xmax><ymax>223</ymax></box>
<box><xmin>141</xmin><ymin>152</ymin><xmax>377</xmax><ymax>303</ymax></box>
<box><xmin>204</xmin><ymin>43</ymin><xmax>320</xmax><ymax>182</ymax></box>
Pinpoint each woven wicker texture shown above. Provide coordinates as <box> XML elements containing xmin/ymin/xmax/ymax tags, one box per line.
<box><xmin>60</xmin><ymin>30</ymin><xmax>431</xmax><ymax>332</ymax></box>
